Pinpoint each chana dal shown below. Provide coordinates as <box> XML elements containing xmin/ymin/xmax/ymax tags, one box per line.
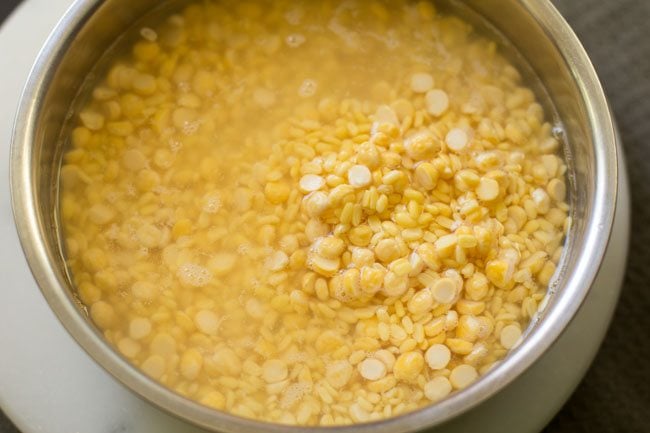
<box><xmin>59</xmin><ymin>0</ymin><xmax>570</xmax><ymax>426</ymax></box>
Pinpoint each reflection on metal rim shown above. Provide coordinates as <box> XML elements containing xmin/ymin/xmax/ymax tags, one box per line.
<box><xmin>9</xmin><ymin>0</ymin><xmax>618</xmax><ymax>431</ymax></box>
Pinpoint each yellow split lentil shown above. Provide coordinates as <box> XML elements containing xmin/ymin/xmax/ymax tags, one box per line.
<box><xmin>59</xmin><ymin>0</ymin><xmax>570</xmax><ymax>426</ymax></box>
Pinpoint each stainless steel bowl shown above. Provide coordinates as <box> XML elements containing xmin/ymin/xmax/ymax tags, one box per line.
<box><xmin>10</xmin><ymin>1</ymin><xmax>619</xmax><ymax>432</ymax></box>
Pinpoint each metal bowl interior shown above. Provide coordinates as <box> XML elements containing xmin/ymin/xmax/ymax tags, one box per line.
<box><xmin>10</xmin><ymin>0</ymin><xmax>617</xmax><ymax>432</ymax></box>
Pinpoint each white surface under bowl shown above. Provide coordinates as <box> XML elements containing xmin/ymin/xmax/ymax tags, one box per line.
<box><xmin>0</xmin><ymin>1</ymin><xmax>629</xmax><ymax>432</ymax></box>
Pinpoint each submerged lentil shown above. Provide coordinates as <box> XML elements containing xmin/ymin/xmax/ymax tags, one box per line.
<box><xmin>60</xmin><ymin>0</ymin><xmax>569</xmax><ymax>426</ymax></box>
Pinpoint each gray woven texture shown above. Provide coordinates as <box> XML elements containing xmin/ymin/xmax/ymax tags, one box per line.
<box><xmin>1</xmin><ymin>0</ymin><xmax>649</xmax><ymax>432</ymax></box>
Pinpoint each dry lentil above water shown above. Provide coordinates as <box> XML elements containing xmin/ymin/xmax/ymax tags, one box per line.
<box><xmin>60</xmin><ymin>0</ymin><xmax>570</xmax><ymax>425</ymax></box>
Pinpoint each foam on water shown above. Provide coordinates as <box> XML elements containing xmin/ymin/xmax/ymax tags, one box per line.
<box><xmin>280</xmin><ymin>382</ymin><xmax>313</xmax><ymax>409</ymax></box>
<box><xmin>177</xmin><ymin>263</ymin><xmax>212</xmax><ymax>287</ymax></box>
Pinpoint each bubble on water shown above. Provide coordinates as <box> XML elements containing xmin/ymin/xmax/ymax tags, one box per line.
<box><xmin>169</xmin><ymin>139</ymin><xmax>183</xmax><ymax>153</ymax></box>
<box><xmin>140</xmin><ymin>27</ymin><xmax>158</xmax><ymax>42</ymax></box>
<box><xmin>203</xmin><ymin>192</ymin><xmax>222</xmax><ymax>214</ymax></box>
<box><xmin>280</xmin><ymin>382</ymin><xmax>312</xmax><ymax>409</ymax></box>
<box><xmin>177</xmin><ymin>263</ymin><xmax>212</xmax><ymax>287</ymax></box>
<box><xmin>552</xmin><ymin>124</ymin><xmax>565</xmax><ymax>139</ymax></box>
<box><xmin>125</xmin><ymin>183</ymin><xmax>137</xmax><ymax>197</ymax></box>
<box><xmin>298</xmin><ymin>79</ymin><xmax>318</xmax><ymax>98</ymax></box>
<box><xmin>182</xmin><ymin>120</ymin><xmax>200</xmax><ymax>135</ymax></box>
<box><xmin>237</xmin><ymin>243</ymin><xmax>252</xmax><ymax>256</ymax></box>
<box><xmin>285</xmin><ymin>33</ymin><xmax>306</xmax><ymax>48</ymax></box>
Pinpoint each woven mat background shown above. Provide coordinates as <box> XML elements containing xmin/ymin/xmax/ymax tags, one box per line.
<box><xmin>1</xmin><ymin>0</ymin><xmax>649</xmax><ymax>432</ymax></box>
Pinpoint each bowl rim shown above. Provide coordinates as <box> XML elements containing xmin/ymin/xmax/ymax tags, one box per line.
<box><xmin>9</xmin><ymin>0</ymin><xmax>618</xmax><ymax>432</ymax></box>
